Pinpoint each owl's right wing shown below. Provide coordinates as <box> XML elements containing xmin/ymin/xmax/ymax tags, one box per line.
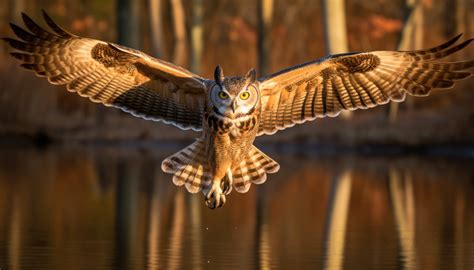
<box><xmin>4</xmin><ymin>11</ymin><xmax>208</xmax><ymax>131</ymax></box>
<box><xmin>257</xmin><ymin>34</ymin><xmax>473</xmax><ymax>136</ymax></box>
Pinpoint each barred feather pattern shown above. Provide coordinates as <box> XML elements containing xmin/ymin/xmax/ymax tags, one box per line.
<box><xmin>161</xmin><ymin>138</ymin><xmax>213</xmax><ymax>193</ymax></box>
<box><xmin>232</xmin><ymin>146</ymin><xmax>280</xmax><ymax>193</ymax></box>
<box><xmin>257</xmin><ymin>34</ymin><xmax>474</xmax><ymax>135</ymax></box>
<box><xmin>4</xmin><ymin>11</ymin><xmax>207</xmax><ymax>131</ymax></box>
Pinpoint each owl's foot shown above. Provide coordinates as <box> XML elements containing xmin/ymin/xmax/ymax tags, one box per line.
<box><xmin>205</xmin><ymin>181</ymin><xmax>226</xmax><ymax>209</ymax></box>
<box><xmin>221</xmin><ymin>170</ymin><xmax>233</xmax><ymax>195</ymax></box>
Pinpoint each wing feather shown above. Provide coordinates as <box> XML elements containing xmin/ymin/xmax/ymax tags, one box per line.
<box><xmin>258</xmin><ymin>35</ymin><xmax>473</xmax><ymax>135</ymax></box>
<box><xmin>4</xmin><ymin>11</ymin><xmax>208</xmax><ymax>131</ymax></box>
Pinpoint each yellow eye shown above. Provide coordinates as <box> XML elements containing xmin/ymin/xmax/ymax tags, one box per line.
<box><xmin>218</xmin><ymin>91</ymin><xmax>228</xmax><ymax>99</ymax></box>
<box><xmin>239</xmin><ymin>91</ymin><xmax>250</xmax><ymax>100</ymax></box>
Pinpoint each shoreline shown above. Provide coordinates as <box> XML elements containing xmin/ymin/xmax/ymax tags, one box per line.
<box><xmin>1</xmin><ymin>135</ymin><xmax>473</xmax><ymax>158</ymax></box>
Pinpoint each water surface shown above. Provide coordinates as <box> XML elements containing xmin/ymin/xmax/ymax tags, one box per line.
<box><xmin>0</xmin><ymin>144</ymin><xmax>473</xmax><ymax>269</ymax></box>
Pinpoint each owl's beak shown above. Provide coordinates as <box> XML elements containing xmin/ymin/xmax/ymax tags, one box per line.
<box><xmin>224</xmin><ymin>101</ymin><xmax>238</xmax><ymax>119</ymax></box>
<box><xmin>231</xmin><ymin>100</ymin><xmax>237</xmax><ymax>114</ymax></box>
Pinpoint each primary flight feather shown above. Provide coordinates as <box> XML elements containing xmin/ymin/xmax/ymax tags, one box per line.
<box><xmin>4</xmin><ymin>11</ymin><xmax>473</xmax><ymax>208</ymax></box>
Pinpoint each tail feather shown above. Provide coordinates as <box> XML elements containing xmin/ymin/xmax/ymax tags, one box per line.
<box><xmin>161</xmin><ymin>138</ymin><xmax>212</xmax><ymax>193</ymax></box>
<box><xmin>162</xmin><ymin>142</ymin><xmax>280</xmax><ymax>194</ymax></box>
<box><xmin>232</xmin><ymin>146</ymin><xmax>280</xmax><ymax>193</ymax></box>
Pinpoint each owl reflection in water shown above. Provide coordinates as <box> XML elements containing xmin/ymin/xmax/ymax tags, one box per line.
<box><xmin>4</xmin><ymin>11</ymin><xmax>474</xmax><ymax>208</ymax></box>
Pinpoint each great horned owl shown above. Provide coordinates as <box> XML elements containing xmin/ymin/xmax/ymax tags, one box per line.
<box><xmin>4</xmin><ymin>11</ymin><xmax>473</xmax><ymax>208</ymax></box>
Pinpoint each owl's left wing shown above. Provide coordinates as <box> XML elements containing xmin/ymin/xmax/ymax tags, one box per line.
<box><xmin>4</xmin><ymin>11</ymin><xmax>208</xmax><ymax>131</ymax></box>
<box><xmin>257</xmin><ymin>35</ymin><xmax>473</xmax><ymax>136</ymax></box>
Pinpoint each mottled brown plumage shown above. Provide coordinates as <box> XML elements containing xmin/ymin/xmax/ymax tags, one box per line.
<box><xmin>4</xmin><ymin>11</ymin><xmax>473</xmax><ymax>209</ymax></box>
<box><xmin>257</xmin><ymin>35</ymin><xmax>473</xmax><ymax>135</ymax></box>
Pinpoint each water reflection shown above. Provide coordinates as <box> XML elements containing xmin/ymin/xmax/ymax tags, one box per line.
<box><xmin>389</xmin><ymin>168</ymin><xmax>416</xmax><ymax>270</ymax></box>
<box><xmin>323</xmin><ymin>170</ymin><xmax>352</xmax><ymax>270</ymax></box>
<box><xmin>0</xmin><ymin>145</ymin><xmax>474</xmax><ymax>269</ymax></box>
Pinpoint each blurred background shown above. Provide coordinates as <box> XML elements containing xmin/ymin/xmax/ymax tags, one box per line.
<box><xmin>0</xmin><ymin>0</ymin><xmax>473</xmax><ymax>145</ymax></box>
<box><xmin>1</xmin><ymin>0</ymin><xmax>474</xmax><ymax>269</ymax></box>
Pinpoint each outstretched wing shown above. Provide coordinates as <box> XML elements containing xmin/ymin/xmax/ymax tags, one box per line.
<box><xmin>257</xmin><ymin>35</ymin><xmax>474</xmax><ymax>136</ymax></box>
<box><xmin>3</xmin><ymin>11</ymin><xmax>207</xmax><ymax>131</ymax></box>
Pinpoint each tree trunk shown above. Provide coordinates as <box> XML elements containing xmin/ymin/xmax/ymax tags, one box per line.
<box><xmin>455</xmin><ymin>0</ymin><xmax>467</xmax><ymax>37</ymax></box>
<box><xmin>149</xmin><ymin>0</ymin><xmax>166</xmax><ymax>57</ymax></box>
<box><xmin>109</xmin><ymin>0</ymin><xmax>142</xmax><ymax>125</ymax></box>
<box><xmin>321</xmin><ymin>0</ymin><xmax>351</xmax><ymax>119</ymax></box>
<box><xmin>389</xmin><ymin>0</ymin><xmax>423</xmax><ymax>122</ymax></box>
<box><xmin>190</xmin><ymin>0</ymin><xmax>203</xmax><ymax>73</ymax></box>
<box><xmin>117</xmin><ymin>0</ymin><xmax>141</xmax><ymax>49</ymax></box>
<box><xmin>9</xmin><ymin>0</ymin><xmax>24</xmax><ymax>22</ymax></box>
<box><xmin>322</xmin><ymin>0</ymin><xmax>348</xmax><ymax>55</ymax></box>
<box><xmin>5</xmin><ymin>0</ymin><xmax>24</xmax><ymax>55</ymax></box>
<box><xmin>257</xmin><ymin>0</ymin><xmax>274</xmax><ymax>77</ymax></box>
<box><xmin>170</xmin><ymin>0</ymin><xmax>187</xmax><ymax>67</ymax></box>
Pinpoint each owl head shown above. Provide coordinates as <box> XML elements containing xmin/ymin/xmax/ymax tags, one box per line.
<box><xmin>209</xmin><ymin>65</ymin><xmax>259</xmax><ymax>119</ymax></box>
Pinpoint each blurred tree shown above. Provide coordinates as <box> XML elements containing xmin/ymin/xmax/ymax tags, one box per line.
<box><xmin>322</xmin><ymin>0</ymin><xmax>352</xmax><ymax>119</ymax></box>
<box><xmin>455</xmin><ymin>0</ymin><xmax>467</xmax><ymax>35</ymax></box>
<box><xmin>389</xmin><ymin>0</ymin><xmax>423</xmax><ymax>122</ymax></box>
<box><xmin>442</xmin><ymin>0</ymin><xmax>456</xmax><ymax>38</ymax></box>
<box><xmin>117</xmin><ymin>0</ymin><xmax>142</xmax><ymax>48</ymax></box>
<box><xmin>322</xmin><ymin>0</ymin><xmax>348</xmax><ymax>54</ymax></box>
<box><xmin>257</xmin><ymin>0</ymin><xmax>273</xmax><ymax>76</ymax></box>
<box><xmin>190</xmin><ymin>0</ymin><xmax>203</xmax><ymax>73</ymax></box>
<box><xmin>3</xmin><ymin>0</ymin><xmax>25</xmax><ymax>55</ymax></box>
<box><xmin>170</xmin><ymin>0</ymin><xmax>187</xmax><ymax>66</ymax></box>
<box><xmin>149</xmin><ymin>0</ymin><xmax>166</xmax><ymax>57</ymax></box>
<box><xmin>9</xmin><ymin>0</ymin><xmax>24</xmax><ymax>22</ymax></box>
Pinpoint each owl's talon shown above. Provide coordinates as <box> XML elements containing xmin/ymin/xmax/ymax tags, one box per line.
<box><xmin>218</xmin><ymin>195</ymin><xmax>226</xmax><ymax>207</ymax></box>
<box><xmin>221</xmin><ymin>178</ymin><xmax>232</xmax><ymax>195</ymax></box>
<box><xmin>205</xmin><ymin>181</ymin><xmax>226</xmax><ymax>209</ymax></box>
<box><xmin>221</xmin><ymin>170</ymin><xmax>233</xmax><ymax>195</ymax></box>
<box><xmin>204</xmin><ymin>197</ymin><xmax>217</xmax><ymax>209</ymax></box>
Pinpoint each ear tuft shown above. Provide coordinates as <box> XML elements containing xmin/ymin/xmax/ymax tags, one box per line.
<box><xmin>214</xmin><ymin>65</ymin><xmax>224</xmax><ymax>86</ymax></box>
<box><xmin>245</xmin><ymin>68</ymin><xmax>256</xmax><ymax>84</ymax></box>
